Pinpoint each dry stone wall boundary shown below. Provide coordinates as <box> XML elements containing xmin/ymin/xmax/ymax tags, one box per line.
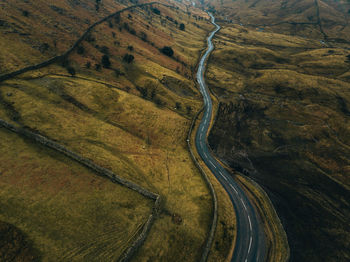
<box><xmin>0</xmin><ymin>118</ymin><xmax>160</xmax><ymax>262</ymax></box>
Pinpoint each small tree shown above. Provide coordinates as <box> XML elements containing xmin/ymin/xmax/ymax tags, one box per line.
<box><xmin>123</xmin><ymin>54</ymin><xmax>134</xmax><ymax>63</ymax></box>
<box><xmin>102</xmin><ymin>55</ymin><xmax>111</xmax><ymax>68</ymax></box>
<box><xmin>127</xmin><ymin>45</ymin><xmax>134</xmax><ymax>51</ymax></box>
<box><xmin>85</xmin><ymin>62</ymin><xmax>91</xmax><ymax>69</ymax></box>
<box><xmin>179</xmin><ymin>23</ymin><xmax>185</xmax><ymax>31</ymax></box>
<box><xmin>161</xmin><ymin>46</ymin><xmax>174</xmax><ymax>57</ymax></box>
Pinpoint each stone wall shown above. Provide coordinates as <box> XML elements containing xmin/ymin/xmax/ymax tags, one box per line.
<box><xmin>0</xmin><ymin>118</ymin><xmax>161</xmax><ymax>262</ymax></box>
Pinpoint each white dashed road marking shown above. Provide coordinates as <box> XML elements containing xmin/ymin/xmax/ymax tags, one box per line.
<box><xmin>230</xmin><ymin>184</ymin><xmax>238</xmax><ymax>194</ymax></box>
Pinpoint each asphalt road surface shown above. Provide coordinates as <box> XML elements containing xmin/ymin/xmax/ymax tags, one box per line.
<box><xmin>195</xmin><ymin>12</ymin><xmax>266</xmax><ymax>262</ymax></box>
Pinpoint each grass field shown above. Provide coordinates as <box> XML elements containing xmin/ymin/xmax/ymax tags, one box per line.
<box><xmin>0</xmin><ymin>0</ymin><xmax>236</xmax><ymax>261</ymax></box>
<box><xmin>0</xmin><ymin>128</ymin><xmax>152</xmax><ymax>261</ymax></box>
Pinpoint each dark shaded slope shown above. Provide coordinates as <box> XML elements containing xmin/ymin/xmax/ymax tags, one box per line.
<box><xmin>0</xmin><ymin>221</ymin><xmax>41</xmax><ymax>262</ymax></box>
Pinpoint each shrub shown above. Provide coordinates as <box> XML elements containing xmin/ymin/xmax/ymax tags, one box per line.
<box><xmin>77</xmin><ymin>45</ymin><xmax>85</xmax><ymax>55</ymax></box>
<box><xmin>114</xmin><ymin>13</ymin><xmax>121</xmax><ymax>23</ymax></box>
<box><xmin>101</xmin><ymin>55</ymin><xmax>111</xmax><ymax>68</ymax></box>
<box><xmin>129</xmin><ymin>28</ymin><xmax>136</xmax><ymax>35</ymax></box>
<box><xmin>160</xmin><ymin>46</ymin><xmax>174</xmax><ymax>57</ymax></box>
<box><xmin>67</xmin><ymin>67</ymin><xmax>76</xmax><ymax>76</ymax></box>
<box><xmin>127</xmin><ymin>45</ymin><xmax>134</xmax><ymax>51</ymax></box>
<box><xmin>86</xmin><ymin>34</ymin><xmax>95</xmax><ymax>43</ymax></box>
<box><xmin>100</xmin><ymin>46</ymin><xmax>109</xmax><ymax>55</ymax></box>
<box><xmin>115</xmin><ymin>69</ymin><xmax>124</xmax><ymax>77</ymax></box>
<box><xmin>123</xmin><ymin>54</ymin><xmax>134</xmax><ymax>63</ymax></box>
<box><xmin>136</xmin><ymin>86</ymin><xmax>147</xmax><ymax>98</ymax></box>
<box><xmin>95</xmin><ymin>64</ymin><xmax>101</xmax><ymax>71</ymax></box>
<box><xmin>179</xmin><ymin>23</ymin><xmax>185</xmax><ymax>31</ymax></box>
<box><xmin>346</xmin><ymin>54</ymin><xmax>350</xmax><ymax>63</ymax></box>
<box><xmin>22</xmin><ymin>10</ymin><xmax>29</xmax><ymax>17</ymax></box>
<box><xmin>39</xmin><ymin>43</ymin><xmax>50</xmax><ymax>53</ymax></box>
<box><xmin>85</xmin><ymin>62</ymin><xmax>91</xmax><ymax>69</ymax></box>
<box><xmin>152</xmin><ymin>8</ymin><xmax>160</xmax><ymax>15</ymax></box>
<box><xmin>95</xmin><ymin>0</ymin><xmax>101</xmax><ymax>11</ymax></box>
<box><xmin>140</xmin><ymin>32</ymin><xmax>147</xmax><ymax>42</ymax></box>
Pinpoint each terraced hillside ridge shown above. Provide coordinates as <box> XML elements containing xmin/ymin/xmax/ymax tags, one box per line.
<box><xmin>0</xmin><ymin>0</ymin><xmax>237</xmax><ymax>261</ymax></box>
<box><xmin>204</xmin><ymin>8</ymin><xmax>350</xmax><ymax>262</ymax></box>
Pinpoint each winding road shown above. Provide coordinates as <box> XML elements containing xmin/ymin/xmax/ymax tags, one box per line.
<box><xmin>195</xmin><ymin>13</ymin><xmax>266</xmax><ymax>262</ymax></box>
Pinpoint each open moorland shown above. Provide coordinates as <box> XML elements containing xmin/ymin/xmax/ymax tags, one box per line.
<box><xmin>0</xmin><ymin>0</ymin><xmax>236</xmax><ymax>261</ymax></box>
<box><xmin>202</xmin><ymin>0</ymin><xmax>350</xmax><ymax>45</ymax></box>
<box><xmin>203</xmin><ymin>1</ymin><xmax>350</xmax><ymax>261</ymax></box>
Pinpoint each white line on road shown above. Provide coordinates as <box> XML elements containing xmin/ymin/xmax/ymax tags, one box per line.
<box><xmin>241</xmin><ymin>198</ymin><xmax>247</xmax><ymax>211</ymax></box>
<box><xmin>230</xmin><ymin>184</ymin><xmax>238</xmax><ymax>194</ymax></box>
<box><xmin>248</xmin><ymin>236</ymin><xmax>252</xmax><ymax>254</ymax></box>
<box><xmin>248</xmin><ymin>215</ymin><xmax>252</xmax><ymax>230</ymax></box>
<box><xmin>209</xmin><ymin>160</ymin><xmax>217</xmax><ymax>169</ymax></box>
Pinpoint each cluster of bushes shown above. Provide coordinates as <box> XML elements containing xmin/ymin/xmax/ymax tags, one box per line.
<box><xmin>95</xmin><ymin>0</ymin><xmax>101</xmax><ymax>11</ymax></box>
<box><xmin>152</xmin><ymin>8</ymin><xmax>161</xmax><ymax>15</ymax></box>
<box><xmin>123</xmin><ymin>22</ymin><xmax>136</xmax><ymax>35</ymax></box>
<box><xmin>136</xmin><ymin>86</ymin><xmax>165</xmax><ymax>107</ymax></box>
<box><xmin>346</xmin><ymin>54</ymin><xmax>350</xmax><ymax>63</ymax></box>
<box><xmin>123</xmin><ymin>54</ymin><xmax>134</xmax><ymax>63</ymax></box>
<box><xmin>160</xmin><ymin>46</ymin><xmax>174</xmax><ymax>57</ymax></box>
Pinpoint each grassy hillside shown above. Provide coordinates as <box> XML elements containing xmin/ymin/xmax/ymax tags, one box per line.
<box><xmin>0</xmin><ymin>0</ymin><xmax>236</xmax><ymax>261</ymax></box>
<box><xmin>201</xmin><ymin>0</ymin><xmax>350</xmax><ymax>44</ymax></box>
<box><xmin>206</xmin><ymin>21</ymin><xmax>350</xmax><ymax>261</ymax></box>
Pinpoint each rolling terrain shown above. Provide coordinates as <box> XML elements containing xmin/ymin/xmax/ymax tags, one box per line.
<box><xmin>199</xmin><ymin>0</ymin><xmax>350</xmax><ymax>261</ymax></box>
<box><xmin>203</xmin><ymin>0</ymin><xmax>350</xmax><ymax>45</ymax></box>
<box><xmin>0</xmin><ymin>0</ymin><xmax>237</xmax><ymax>261</ymax></box>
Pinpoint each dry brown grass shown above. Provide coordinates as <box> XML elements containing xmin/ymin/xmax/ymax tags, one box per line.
<box><xmin>0</xmin><ymin>128</ymin><xmax>152</xmax><ymax>262</ymax></box>
<box><xmin>0</xmin><ymin>1</ymin><xmax>231</xmax><ymax>260</ymax></box>
<box><xmin>206</xmin><ymin>18</ymin><xmax>350</xmax><ymax>262</ymax></box>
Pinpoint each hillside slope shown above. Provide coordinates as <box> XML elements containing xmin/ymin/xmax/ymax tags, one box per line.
<box><xmin>0</xmin><ymin>0</ymin><xmax>236</xmax><ymax>261</ymax></box>
<box><xmin>205</xmin><ymin>8</ymin><xmax>350</xmax><ymax>262</ymax></box>
<box><xmin>202</xmin><ymin>0</ymin><xmax>350</xmax><ymax>44</ymax></box>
